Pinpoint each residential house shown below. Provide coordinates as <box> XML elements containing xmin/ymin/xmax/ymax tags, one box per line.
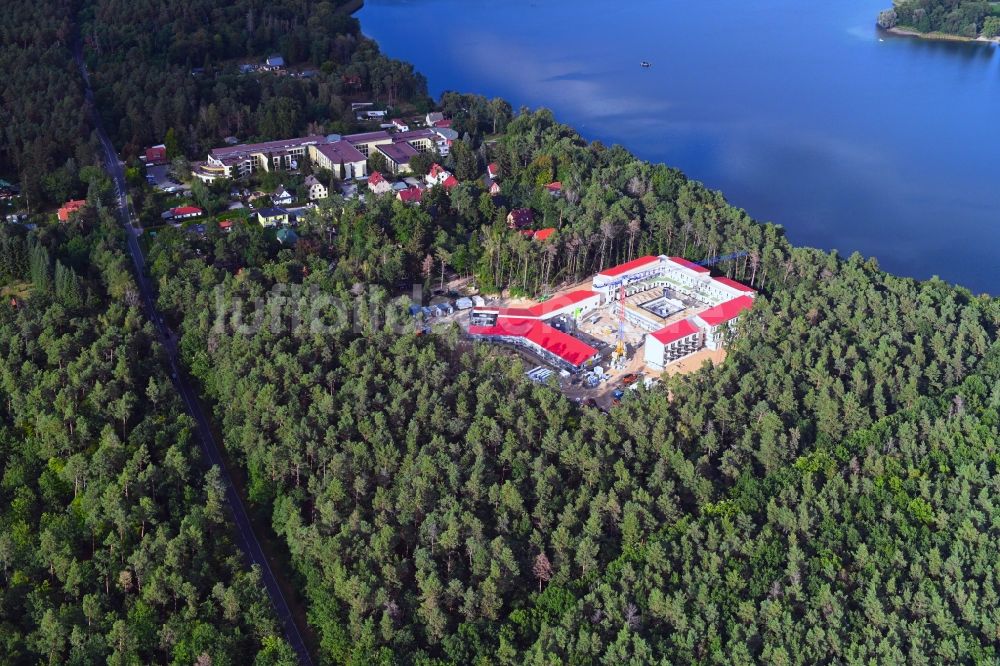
<box><xmin>367</xmin><ymin>171</ymin><xmax>392</xmax><ymax>195</ymax></box>
<box><xmin>218</xmin><ymin>219</ymin><xmax>236</xmax><ymax>233</ymax></box>
<box><xmin>57</xmin><ymin>199</ymin><xmax>87</xmax><ymax>222</ymax></box>
<box><xmin>487</xmin><ymin>163</ymin><xmax>499</xmax><ymax>180</ymax></box>
<box><xmin>272</xmin><ymin>186</ymin><xmax>294</xmax><ymax>206</ymax></box>
<box><xmin>546</xmin><ymin>181</ymin><xmax>563</xmax><ymax>197</ymax></box>
<box><xmin>265</xmin><ymin>55</ymin><xmax>285</xmax><ymax>70</ymax></box>
<box><xmin>507</xmin><ymin>208</ymin><xmax>534</xmax><ymax>229</ymax></box>
<box><xmin>304</xmin><ymin>175</ymin><xmax>328</xmax><ymax>200</ymax></box>
<box><xmin>143</xmin><ymin>144</ymin><xmax>167</xmax><ymax>165</ymax></box>
<box><xmin>257</xmin><ymin>207</ymin><xmax>289</xmax><ymax>227</ymax></box>
<box><xmin>441</xmin><ymin>175</ymin><xmax>459</xmax><ymax>191</ymax></box>
<box><xmin>391</xmin><ymin>119</ymin><xmax>410</xmax><ymax>132</ymax></box>
<box><xmin>533</xmin><ymin>228</ymin><xmax>556</xmax><ymax>242</ymax></box>
<box><xmin>425</xmin><ymin>112</ymin><xmax>445</xmax><ymax>126</ymax></box>
<box><xmin>167</xmin><ymin>206</ymin><xmax>203</xmax><ymax>220</ymax></box>
<box><xmin>487</xmin><ymin>180</ymin><xmax>501</xmax><ymax>196</ymax></box>
<box><xmin>397</xmin><ymin>187</ymin><xmax>423</xmax><ymax>204</ymax></box>
<box><xmin>426</xmin><ymin>163</ymin><xmax>452</xmax><ymax>186</ymax></box>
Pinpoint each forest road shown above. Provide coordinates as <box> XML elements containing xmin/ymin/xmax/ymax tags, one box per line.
<box><xmin>73</xmin><ymin>43</ymin><xmax>315</xmax><ymax>666</ymax></box>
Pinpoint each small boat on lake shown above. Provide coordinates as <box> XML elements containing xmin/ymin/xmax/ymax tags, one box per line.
<box><xmin>641</xmin><ymin>61</ymin><xmax>651</xmax><ymax>68</ymax></box>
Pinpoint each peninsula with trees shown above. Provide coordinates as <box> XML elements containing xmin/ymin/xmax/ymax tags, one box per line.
<box><xmin>878</xmin><ymin>0</ymin><xmax>1000</xmax><ymax>40</ymax></box>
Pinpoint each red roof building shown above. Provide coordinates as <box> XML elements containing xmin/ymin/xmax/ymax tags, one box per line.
<box><xmin>667</xmin><ymin>256</ymin><xmax>711</xmax><ymax>274</ymax></box>
<box><xmin>368</xmin><ymin>171</ymin><xmax>386</xmax><ymax>185</ymax></box>
<box><xmin>218</xmin><ymin>219</ymin><xmax>235</xmax><ymax>231</ymax></box>
<box><xmin>469</xmin><ymin>317</ymin><xmax>598</xmax><ymax>369</ymax></box>
<box><xmin>712</xmin><ymin>276</ymin><xmax>756</xmax><ymax>294</ymax></box>
<box><xmin>533</xmin><ymin>228</ymin><xmax>556</xmax><ymax>242</ymax></box>
<box><xmin>397</xmin><ymin>187</ymin><xmax>423</xmax><ymax>204</ymax></box>
<box><xmin>489</xmin><ymin>181</ymin><xmax>502</xmax><ymax>195</ymax></box>
<box><xmin>144</xmin><ymin>144</ymin><xmax>167</xmax><ymax>165</ymax></box>
<box><xmin>487</xmin><ymin>163</ymin><xmax>499</xmax><ymax>179</ymax></box>
<box><xmin>597</xmin><ymin>255</ymin><xmax>661</xmax><ymax>278</ymax></box>
<box><xmin>696</xmin><ymin>295</ymin><xmax>755</xmax><ymax>328</ymax></box>
<box><xmin>432</xmin><ymin>119</ymin><xmax>453</xmax><ymax>128</ymax></box>
<box><xmin>546</xmin><ymin>181</ymin><xmax>562</xmax><ymax>195</ymax></box>
<box><xmin>650</xmin><ymin>318</ymin><xmax>700</xmax><ymax>345</ymax></box>
<box><xmin>171</xmin><ymin>206</ymin><xmax>203</xmax><ymax>219</ymax></box>
<box><xmin>442</xmin><ymin>175</ymin><xmax>459</xmax><ymax>190</ymax></box>
<box><xmin>57</xmin><ymin>199</ymin><xmax>87</xmax><ymax>222</ymax></box>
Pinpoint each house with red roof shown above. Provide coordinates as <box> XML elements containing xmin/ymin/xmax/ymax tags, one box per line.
<box><xmin>546</xmin><ymin>181</ymin><xmax>562</xmax><ymax>197</ymax></box>
<box><xmin>426</xmin><ymin>163</ymin><xmax>452</xmax><ymax>186</ymax></box>
<box><xmin>533</xmin><ymin>228</ymin><xmax>556</xmax><ymax>242</ymax></box>
<box><xmin>168</xmin><ymin>206</ymin><xmax>203</xmax><ymax>220</ymax></box>
<box><xmin>218</xmin><ymin>219</ymin><xmax>236</xmax><ymax>232</ymax></box>
<box><xmin>397</xmin><ymin>187</ymin><xmax>422</xmax><ymax>204</ymax></box>
<box><xmin>487</xmin><ymin>163</ymin><xmax>499</xmax><ymax>180</ymax></box>
<box><xmin>143</xmin><ymin>144</ymin><xmax>167</xmax><ymax>165</ymax></box>
<box><xmin>441</xmin><ymin>175</ymin><xmax>459</xmax><ymax>191</ymax></box>
<box><xmin>367</xmin><ymin>171</ymin><xmax>392</xmax><ymax>195</ymax></box>
<box><xmin>57</xmin><ymin>199</ymin><xmax>87</xmax><ymax>222</ymax></box>
<box><xmin>644</xmin><ymin>319</ymin><xmax>703</xmax><ymax>369</ymax></box>
<box><xmin>488</xmin><ymin>180</ymin><xmax>501</xmax><ymax>196</ymax></box>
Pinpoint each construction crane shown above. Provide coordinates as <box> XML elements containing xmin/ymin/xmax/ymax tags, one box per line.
<box><xmin>695</xmin><ymin>250</ymin><xmax>748</xmax><ymax>267</ymax></box>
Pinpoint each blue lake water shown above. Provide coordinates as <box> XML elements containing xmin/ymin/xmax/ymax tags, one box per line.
<box><xmin>358</xmin><ymin>0</ymin><xmax>1000</xmax><ymax>294</ymax></box>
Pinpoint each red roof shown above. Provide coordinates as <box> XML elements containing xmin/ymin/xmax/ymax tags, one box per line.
<box><xmin>397</xmin><ymin>187</ymin><xmax>422</xmax><ymax>203</ymax></box>
<box><xmin>470</xmin><ymin>317</ymin><xmax>598</xmax><ymax>367</ymax></box>
<box><xmin>650</xmin><ymin>318</ymin><xmax>700</xmax><ymax>345</ymax></box>
<box><xmin>429</xmin><ymin>163</ymin><xmax>448</xmax><ymax>178</ymax></box>
<box><xmin>598</xmin><ymin>255</ymin><xmax>660</xmax><ymax>277</ymax></box>
<box><xmin>496</xmin><ymin>290</ymin><xmax>599</xmax><ymax>320</ymax></box>
<box><xmin>57</xmin><ymin>199</ymin><xmax>87</xmax><ymax>222</ymax></box>
<box><xmin>713</xmin><ymin>276</ymin><xmax>756</xmax><ymax>293</ymax></box>
<box><xmin>442</xmin><ymin>175</ymin><xmax>459</xmax><ymax>190</ymax></box>
<box><xmin>487</xmin><ymin>163</ymin><xmax>499</xmax><ymax>177</ymax></box>
<box><xmin>533</xmin><ymin>228</ymin><xmax>556</xmax><ymax>241</ymax></box>
<box><xmin>145</xmin><ymin>145</ymin><xmax>166</xmax><ymax>163</ymax></box>
<box><xmin>667</xmin><ymin>257</ymin><xmax>711</xmax><ymax>274</ymax></box>
<box><xmin>172</xmin><ymin>206</ymin><xmax>202</xmax><ymax>216</ymax></box>
<box><xmin>432</xmin><ymin>119</ymin><xmax>453</xmax><ymax>128</ymax></box>
<box><xmin>546</xmin><ymin>181</ymin><xmax>562</xmax><ymax>191</ymax></box>
<box><xmin>697</xmin><ymin>295</ymin><xmax>754</xmax><ymax>327</ymax></box>
<box><xmin>219</xmin><ymin>219</ymin><xmax>235</xmax><ymax>229</ymax></box>
<box><xmin>368</xmin><ymin>171</ymin><xmax>385</xmax><ymax>185</ymax></box>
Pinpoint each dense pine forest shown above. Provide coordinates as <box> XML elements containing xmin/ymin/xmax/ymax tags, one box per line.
<box><xmin>3</xmin><ymin>0</ymin><xmax>1000</xmax><ymax>664</ymax></box>
<box><xmin>0</xmin><ymin>216</ymin><xmax>297</xmax><ymax>664</ymax></box>
<box><xmin>145</xmin><ymin>110</ymin><xmax>1000</xmax><ymax>663</ymax></box>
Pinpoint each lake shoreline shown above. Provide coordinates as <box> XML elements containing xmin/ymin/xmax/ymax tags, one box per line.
<box><xmin>883</xmin><ymin>25</ymin><xmax>1000</xmax><ymax>44</ymax></box>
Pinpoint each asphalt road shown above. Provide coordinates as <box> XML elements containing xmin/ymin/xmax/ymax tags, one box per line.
<box><xmin>74</xmin><ymin>45</ymin><xmax>314</xmax><ymax>666</ymax></box>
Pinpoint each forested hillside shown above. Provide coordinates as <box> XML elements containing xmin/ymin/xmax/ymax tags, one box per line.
<box><xmin>0</xmin><ymin>0</ymin><xmax>96</xmax><ymax>210</ymax></box>
<box><xmin>79</xmin><ymin>0</ymin><xmax>427</xmax><ymax>161</ymax></box>
<box><xmin>0</xmin><ymin>214</ymin><xmax>296</xmax><ymax>663</ymax></box>
<box><xmin>147</xmin><ymin>109</ymin><xmax>1000</xmax><ymax>663</ymax></box>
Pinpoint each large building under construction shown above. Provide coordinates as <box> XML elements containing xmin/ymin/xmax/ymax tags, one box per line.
<box><xmin>468</xmin><ymin>255</ymin><xmax>756</xmax><ymax>373</ymax></box>
<box><xmin>591</xmin><ymin>255</ymin><xmax>756</xmax><ymax>370</ymax></box>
